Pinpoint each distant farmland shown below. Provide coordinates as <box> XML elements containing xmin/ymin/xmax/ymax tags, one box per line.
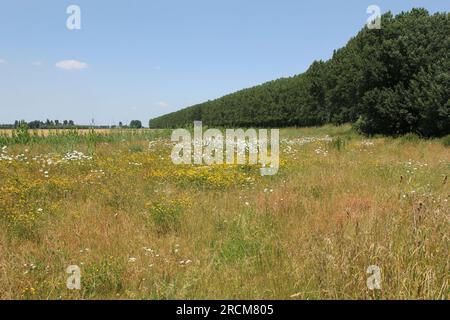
<box><xmin>0</xmin><ymin>128</ymin><xmax>158</xmax><ymax>137</ymax></box>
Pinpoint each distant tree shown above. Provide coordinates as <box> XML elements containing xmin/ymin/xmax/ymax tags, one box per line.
<box><xmin>129</xmin><ymin>120</ymin><xmax>143</xmax><ymax>129</ymax></box>
<box><xmin>28</xmin><ymin>120</ymin><xmax>42</xmax><ymax>129</ymax></box>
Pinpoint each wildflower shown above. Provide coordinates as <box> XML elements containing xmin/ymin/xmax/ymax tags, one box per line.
<box><xmin>128</xmin><ymin>257</ymin><xmax>137</xmax><ymax>263</ymax></box>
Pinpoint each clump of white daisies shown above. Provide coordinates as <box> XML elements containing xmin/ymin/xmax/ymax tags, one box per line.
<box><xmin>1</xmin><ymin>147</ymin><xmax>93</xmax><ymax>164</ymax></box>
<box><xmin>0</xmin><ymin>146</ymin><xmax>13</xmax><ymax>161</ymax></box>
<box><xmin>62</xmin><ymin>150</ymin><xmax>93</xmax><ymax>161</ymax></box>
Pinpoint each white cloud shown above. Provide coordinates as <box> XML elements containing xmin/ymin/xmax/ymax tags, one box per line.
<box><xmin>156</xmin><ymin>101</ymin><xmax>169</xmax><ymax>107</ymax></box>
<box><xmin>153</xmin><ymin>66</ymin><xmax>161</xmax><ymax>70</ymax></box>
<box><xmin>0</xmin><ymin>59</ymin><xmax>6</xmax><ymax>64</ymax></box>
<box><xmin>55</xmin><ymin>60</ymin><xmax>88</xmax><ymax>70</ymax></box>
<box><xmin>32</xmin><ymin>61</ymin><xmax>43</xmax><ymax>67</ymax></box>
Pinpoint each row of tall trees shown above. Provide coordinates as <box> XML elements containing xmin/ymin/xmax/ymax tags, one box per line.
<box><xmin>0</xmin><ymin>120</ymin><xmax>144</xmax><ymax>129</ymax></box>
<box><xmin>27</xmin><ymin>119</ymin><xmax>75</xmax><ymax>129</ymax></box>
<box><xmin>150</xmin><ymin>9</ymin><xmax>449</xmax><ymax>137</ymax></box>
<box><xmin>0</xmin><ymin>120</ymin><xmax>76</xmax><ymax>129</ymax></box>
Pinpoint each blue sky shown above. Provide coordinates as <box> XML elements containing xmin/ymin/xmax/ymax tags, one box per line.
<box><xmin>0</xmin><ymin>0</ymin><xmax>448</xmax><ymax>126</ymax></box>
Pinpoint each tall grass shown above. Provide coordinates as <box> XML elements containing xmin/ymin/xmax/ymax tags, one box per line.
<box><xmin>0</xmin><ymin>125</ymin><xmax>448</xmax><ymax>300</ymax></box>
<box><xmin>0</xmin><ymin>128</ymin><xmax>171</xmax><ymax>147</ymax></box>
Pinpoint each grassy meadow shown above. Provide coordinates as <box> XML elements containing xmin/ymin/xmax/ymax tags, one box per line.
<box><xmin>0</xmin><ymin>125</ymin><xmax>448</xmax><ymax>300</ymax></box>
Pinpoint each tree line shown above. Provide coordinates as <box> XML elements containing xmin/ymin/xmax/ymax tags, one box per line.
<box><xmin>0</xmin><ymin>120</ymin><xmax>76</xmax><ymax>129</ymax></box>
<box><xmin>0</xmin><ymin>120</ymin><xmax>143</xmax><ymax>129</ymax></box>
<box><xmin>149</xmin><ymin>9</ymin><xmax>449</xmax><ymax>137</ymax></box>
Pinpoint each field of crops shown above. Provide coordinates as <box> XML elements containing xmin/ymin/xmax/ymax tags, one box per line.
<box><xmin>0</xmin><ymin>126</ymin><xmax>448</xmax><ymax>299</ymax></box>
<box><xmin>0</xmin><ymin>128</ymin><xmax>157</xmax><ymax>137</ymax></box>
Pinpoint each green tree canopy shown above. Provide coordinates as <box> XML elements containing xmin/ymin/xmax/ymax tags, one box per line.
<box><xmin>150</xmin><ymin>9</ymin><xmax>449</xmax><ymax>137</ymax></box>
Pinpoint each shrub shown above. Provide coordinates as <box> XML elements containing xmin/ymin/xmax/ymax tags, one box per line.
<box><xmin>400</xmin><ymin>133</ymin><xmax>421</xmax><ymax>143</ymax></box>
<box><xmin>147</xmin><ymin>199</ymin><xmax>184</xmax><ymax>234</ymax></box>
<box><xmin>83</xmin><ymin>258</ymin><xmax>124</xmax><ymax>297</ymax></box>
<box><xmin>13</xmin><ymin>123</ymin><xmax>30</xmax><ymax>143</ymax></box>
<box><xmin>441</xmin><ymin>135</ymin><xmax>450</xmax><ymax>147</ymax></box>
<box><xmin>129</xmin><ymin>144</ymin><xmax>144</xmax><ymax>153</ymax></box>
